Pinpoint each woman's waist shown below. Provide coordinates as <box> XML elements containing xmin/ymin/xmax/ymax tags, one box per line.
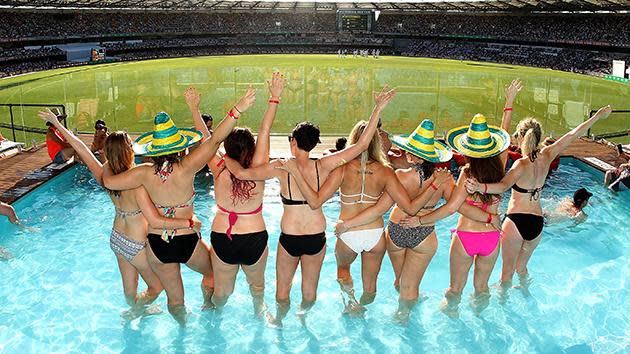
<box><xmin>212</xmin><ymin>213</ymin><xmax>265</xmax><ymax>233</ymax></box>
<box><xmin>281</xmin><ymin>211</ymin><xmax>326</xmax><ymax>234</ymax></box>
<box><xmin>506</xmin><ymin>198</ymin><xmax>543</xmax><ymax>215</ymax></box>
<box><xmin>455</xmin><ymin>218</ymin><xmax>500</xmax><ymax>232</ymax></box>
<box><xmin>112</xmin><ymin>223</ymin><xmax>149</xmax><ymax>243</ymax></box>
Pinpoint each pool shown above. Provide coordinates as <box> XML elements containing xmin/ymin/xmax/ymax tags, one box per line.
<box><xmin>0</xmin><ymin>161</ymin><xmax>628</xmax><ymax>353</ymax></box>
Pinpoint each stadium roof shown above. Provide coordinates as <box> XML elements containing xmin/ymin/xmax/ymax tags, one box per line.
<box><xmin>1</xmin><ymin>0</ymin><xmax>629</xmax><ymax>13</ymax></box>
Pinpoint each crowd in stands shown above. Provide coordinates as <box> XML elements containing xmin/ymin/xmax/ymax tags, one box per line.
<box><xmin>1</xmin><ymin>10</ymin><xmax>629</xmax><ymax>78</ymax></box>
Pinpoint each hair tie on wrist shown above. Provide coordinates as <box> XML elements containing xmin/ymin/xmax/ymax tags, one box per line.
<box><xmin>233</xmin><ymin>106</ymin><xmax>242</xmax><ymax>114</ymax></box>
<box><xmin>268</xmin><ymin>99</ymin><xmax>280</xmax><ymax>104</ymax></box>
<box><xmin>430</xmin><ymin>182</ymin><xmax>439</xmax><ymax>191</ymax></box>
<box><xmin>503</xmin><ymin>107</ymin><xmax>513</xmax><ymax>112</ymax></box>
<box><xmin>227</xmin><ymin>109</ymin><xmax>239</xmax><ymax>120</ymax></box>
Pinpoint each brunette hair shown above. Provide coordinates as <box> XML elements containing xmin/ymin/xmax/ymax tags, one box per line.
<box><xmin>104</xmin><ymin>131</ymin><xmax>134</xmax><ymax>197</ymax></box>
<box><xmin>466</xmin><ymin>156</ymin><xmax>505</xmax><ymax>204</ymax></box>
<box><xmin>151</xmin><ymin>153</ymin><xmax>181</xmax><ymax>176</ymax></box>
<box><xmin>224</xmin><ymin>127</ymin><xmax>257</xmax><ymax>203</ymax></box>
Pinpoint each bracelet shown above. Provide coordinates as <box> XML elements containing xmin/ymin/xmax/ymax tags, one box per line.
<box><xmin>188</xmin><ymin>218</ymin><xmax>194</xmax><ymax>229</ymax></box>
<box><xmin>483</xmin><ymin>183</ymin><xmax>488</xmax><ymax>194</ymax></box>
<box><xmin>268</xmin><ymin>99</ymin><xmax>280</xmax><ymax>104</ymax></box>
<box><xmin>486</xmin><ymin>213</ymin><xmax>493</xmax><ymax>224</ymax></box>
<box><xmin>227</xmin><ymin>109</ymin><xmax>239</xmax><ymax>120</ymax></box>
<box><xmin>233</xmin><ymin>105</ymin><xmax>242</xmax><ymax>114</ymax></box>
<box><xmin>503</xmin><ymin>107</ymin><xmax>513</xmax><ymax>112</ymax></box>
<box><xmin>430</xmin><ymin>182</ymin><xmax>439</xmax><ymax>191</ymax></box>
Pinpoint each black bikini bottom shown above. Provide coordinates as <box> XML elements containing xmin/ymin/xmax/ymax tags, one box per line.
<box><xmin>211</xmin><ymin>230</ymin><xmax>268</xmax><ymax>266</ymax></box>
<box><xmin>506</xmin><ymin>213</ymin><xmax>544</xmax><ymax>241</ymax></box>
<box><xmin>147</xmin><ymin>232</ymin><xmax>199</xmax><ymax>264</ymax></box>
<box><xmin>279</xmin><ymin>232</ymin><xmax>326</xmax><ymax>257</ymax></box>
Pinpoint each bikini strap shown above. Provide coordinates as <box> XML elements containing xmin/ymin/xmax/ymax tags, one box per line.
<box><xmin>315</xmin><ymin>159</ymin><xmax>320</xmax><ymax>191</ymax></box>
<box><xmin>287</xmin><ymin>171</ymin><xmax>293</xmax><ymax>199</ymax></box>
<box><xmin>359</xmin><ymin>152</ymin><xmax>368</xmax><ymax>203</ymax></box>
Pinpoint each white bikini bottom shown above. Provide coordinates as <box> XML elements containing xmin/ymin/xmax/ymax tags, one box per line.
<box><xmin>339</xmin><ymin>228</ymin><xmax>384</xmax><ymax>254</ymax></box>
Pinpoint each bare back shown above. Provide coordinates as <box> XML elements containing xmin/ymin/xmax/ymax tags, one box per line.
<box><xmin>506</xmin><ymin>154</ymin><xmax>552</xmax><ymax>216</ymax></box>
<box><xmin>389</xmin><ymin>168</ymin><xmax>444</xmax><ymax>224</ymax></box>
<box><xmin>339</xmin><ymin>159</ymin><xmax>390</xmax><ymax>230</ymax></box>
<box><xmin>109</xmin><ymin>188</ymin><xmax>149</xmax><ymax>242</ymax></box>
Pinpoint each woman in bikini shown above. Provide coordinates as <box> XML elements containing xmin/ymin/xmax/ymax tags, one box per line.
<box><xmin>416</xmin><ymin>113</ymin><xmax>510</xmax><ymax>317</ymax></box>
<box><xmin>465</xmin><ymin>105</ymin><xmax>612</xmax><ymax>288</ymax></box>
<box><xmin>333</xmin><ymin>119</ymin><xmax>492</xmax><ymax>322</ymax></box>
<box><xmin>38</xmin><ymin>109</ymin><xmax>200</xmax><ymax>312</ymax></box>
<box><xmin>283</xmin><ymin>108</ymin><xmax>451</xmax><ymax>314</ymax></box>
<box><xmin>222</xmin><ymin>85</ymin><xmax>397</xmax><ymax>324</ymax></box>
<box><xmin>102</xmin><ymin>88</ymin><xmax>255</xmax><ymax>324</ymax></box>
<box><xmin>189</xmin><ymin>73</ymin><xmax>282</xmax><ymax>314</ymax></box>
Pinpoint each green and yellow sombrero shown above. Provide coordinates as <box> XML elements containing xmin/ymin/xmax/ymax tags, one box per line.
<box><xmin>390</xmin><ymin>119</ymin><xmax>452</xmax><ymax>163</ymax></box>
<box><xmin>133</xmin><ymin>112</ymin><xmax>203</xmax><ymax>157</ymax></box>
<box><xmin>446</xmin><ymin>114</ymin><xmax>510</xmax><ymax>158</ymax></box>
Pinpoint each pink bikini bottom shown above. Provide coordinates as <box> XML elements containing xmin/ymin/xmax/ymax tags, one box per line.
<box><xmin>452</xmin><ymin>229</ymin><xmax>501</xmax><ymax>257</ymax></box>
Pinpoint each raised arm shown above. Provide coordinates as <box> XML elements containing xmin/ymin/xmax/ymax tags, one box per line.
<box><xmin>102</xmin><ymin>161</ymin><xmax>150</xmax><ymax>191</ymax></box>
<box><xmin>223</xmin><ymin>156</ymin><xmax>283</xmax><ymax>181</ymax></box>
<box><xmin>185</xmin><ymin>86</ymin><xmax>211</xmax><ymax>140</ymax></box>
<box><xmin>252</xmin><ymin>72</ymin><xmax>286</xmax><ymax>167</ymax></box>
<box><xmin>501</xmin><ymin>79</ymin><xmax>522</xmax><ymax>132</ymax></box>
<box><xmin>134</xmin><ymin>186</ymin><xmax>201</xmax><ymax>233</ymax></box>
<box><xmin>38</xmin><ymin>109</ymin><xmax>104</xmax><ymax>184</ymax></box>
<box><xmin>465</xmin><ymin>159</ymin><xmax>526</xmax><ymax>195</ymax></box>
<box><xmin>419</xmin><ymin>167</ymin><xmax>471</xmax><ymax>225</ymax></box>
<box><xmin>0</xmin><ymin>201</ymin><xmax>19</xmax><ymax>225</ymax></box>
<box><xmin>182</xmin><ymin>86</ymin><xmax>257</xmax><ymax>174</ymax></box>
<box><xmin>335</xmin><ymin>193</ymin><xmax>395</xmax><ymax>235</ymax></box>
<box><xmin>543</xmin><ymin>105</ymin><xmax>612</xmax><ymax>160</ymax></box>
<box><xmin>319</xmin><ymin>85</ymin><xmax>396</xmax><ymax>173</ymax></box>
<box><xmin>282</xmin><ymin>160</ymin><xmax>344</xmax><ymax>209</ymax></box>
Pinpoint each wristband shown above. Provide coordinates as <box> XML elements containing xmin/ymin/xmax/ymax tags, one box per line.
<box><xmin>188</xmin><ymin>218</ymin><xmax>194</xmax><ymax>229</ymax></box>
<box><xmin>268</xmin><ymin>99</ymin><xmax>280</xmax><ymax>104</ymax></box>
<box><xmin>503</xmin><ymin>107</ymin><xmax>513</xmax><ymax>112</ymax></box>
<box><xmin>233</xmin><ymin>105</ymin><xmax>242</xmax><ymax>114</ymax></box>
<box><xmin>430</xmin><ymin>182</ymin><xmax>439</xmax><ymax>191</ymax></box>
<box><xmin>486</xmin><ymin>213</ymin><xmax>493</xmax><ymax>224</ymax></box>
<box><xmin>227</xmin><ymin>109</ymin><xmax>239</xmax><ymax>120</ymax></box>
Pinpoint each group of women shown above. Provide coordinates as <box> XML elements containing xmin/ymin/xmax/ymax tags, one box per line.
<box><xmin>37</xmin><ymin>72</ymin><xmax>613</xmax><ymax>325</ymax></box>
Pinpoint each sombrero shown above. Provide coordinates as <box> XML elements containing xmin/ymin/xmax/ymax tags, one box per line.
<box><xmin>390</xmin><ymin>119</ymin><xmax>452</xmax><ymax>163</ymax></box>
<box><xmin>446</xmin><ymin>114</ymin><xmax>510</xmax><ymax>158</ymax></box>
<box><xmin>133</xmin><ymin>112</ymin><xmax>203</xmax><ymax>157</ymax></box>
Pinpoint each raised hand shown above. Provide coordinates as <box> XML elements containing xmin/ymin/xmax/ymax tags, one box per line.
<box><xmin>267</xmin><ymin>71</ymin><xmax>286</xmax><ymax>98</ymax></box>
<box><xmin>593</xmin><ymin>105</ymin><xmax>612</xmax><ymax>120</ymax></box>
<box><xmin>235</xmin><ymin>86</ymin><xmax>257</xmax><ymax>114</ymax></box>
<box><xmin>334</xmin><ymin>220</ymin><xmax>349</xmax><ymax>237</ymax></box>
<box><xmin>465</xmin><ymin>177</ymin><xmax>482</xmax><ymax>194</ymax></box>
<box><xmin>275</xmin><ymin>158</ymin><xmax>298</xmax><ymax>175</ymax></box>
<box><xmin>431</xmin><ymin>168</ymin><xmax>451</xmax><ymax>186</ymax></box>
<box><xmin>373</xmin><ymin>84</ymin><xmax>397</xmax><ymax>111</ymax></box>
<box><xmin>37</xmin><ymin>109</ymin><xmax>59</xmax><ymax>124</ymax></box>
<box><xmin>184</xmin><ymin>86</ymin><xmax>201</xmax><ymax>109</ymax></box>
<box><xmin>505</xmin><ymin>79</ymin><xmax>523</xmax><ymax>105</ymax></box>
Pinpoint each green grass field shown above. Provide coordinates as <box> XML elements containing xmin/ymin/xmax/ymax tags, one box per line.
<box><xmin>1</xmin><ymin>54</ymin><xmax>628</xmax><ymax>144</ymax></box>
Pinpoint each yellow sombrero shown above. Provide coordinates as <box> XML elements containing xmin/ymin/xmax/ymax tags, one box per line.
<box><xmin>133</xmin><ymin>112</ymin><xmax>203</xmax><ymax>157</ymax></box>
<box><xmin>446</xmin><ymin>114</ymin><xmax>510</xmax><ymax>158</ymax></box>
<box><xmin>390</xmin><ymin>119</ymin><xmax>452</xmax><ymax>163</ymax></box>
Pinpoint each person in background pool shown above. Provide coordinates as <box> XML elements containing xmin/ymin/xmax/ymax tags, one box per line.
<box><xmin>281</xmin><ymin>87</ymin><xmax>452</xmax><ymax>315</ymax></box>
<box><xmin>102</xmin><ymin>88</ymin><xmax>253</xmax><ymax>324</ymax></box>
<box><xmin>223</xmin><ymin>85</ymin><xmax>396</xmax><ymax>325</ymax></box>
<box><xmin>186</xmin><ymin>73</ymin><xmax>280</xmax><ymax>315</ymax></box>
<box><xmin>466</xmin><ymin>105</ymin><xmax>613</xmax><ymax>291</ymax></box>
<box><xmin>323</xmin><ymin>137</ymin><xmax>347</xmax><ymax>156</ymax></box>
<box><xmin>546</xmin><ymin>188</ymin><xmax>593</xmax><ymax>225</ymax></box>
<box><xmin>333</xmin><ymin>119</ymin><xmax>493</xmax><ymax>323</ymax></box>
<box><xmin>45</xmin><ymin>109</ymin><xmax>75</xmax><ymax>164</ymax></box>
<box><xmin>0</xmin><ymin>201</ymin><xmax>18</xmax><ymax>225</ymax></box>
<box><xmin>605</xmin><ymin>161</ymin><xmax>630</xmax><ymax>192</ymax></box>
<box><xmin>91</xmin><ymin>119</ymin><xmax>109</xmax><ymax>159</ymax></box>
<box><xmin>378</xmin><ymin>119</ymin><xmax>409</xmax><ymax>170</ymax></box>
<box><xmin>38</xmin><ymin>109</ymin><xmax>201</xmax><ymax>315</ymax></box>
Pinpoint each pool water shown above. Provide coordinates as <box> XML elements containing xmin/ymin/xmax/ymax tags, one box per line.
<box><xmin>0</xmin><ymin>163</ymin><xmax>628</xmax><ymax>353</ymax></box>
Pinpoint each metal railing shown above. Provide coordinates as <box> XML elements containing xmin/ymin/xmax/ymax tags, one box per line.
<box><xmin>0</xmin><ymin>103</ymin><xmax>67</xmax><ymax>141</ymax></box>
<box><xmin>587</xmin><ymin>109</ymin><xmax>630</xmax><ymax>140</ymax></box>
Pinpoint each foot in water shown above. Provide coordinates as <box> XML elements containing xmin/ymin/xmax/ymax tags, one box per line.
<box><xmin>168</xmin><ymin>304</ymin><xmax>189</xmax><ymax>326</ymax></box>
<box><xmin>266</xmin><ymin>299</ymin><xmax>290</xmax><ymax>328</ymax></box>
<box><xmin>514</xmin><ymin>272</ymin><xmax>533</xmax><ymax>297</ymax></box>
<box><xmin>440</xmin><ymin>290</ymin><xmax>461</xmax><ymax>319</ymax></box>
<box><xmin>393</xmin><ymin>298</ymin><xmax>418</xmax><ymax>325</ymax></box>
<box><xmin>494</xmin><ymin>280</ymin><xmax>512</xmax><ymax>305</ymax></box>
<box><xmin>122</xmin><ymin>304</ymin><xmax>163</xmax><ymax>321</ymax></box>
<box><xmin>338</xmin><ymin>279</ymin><xmax>366</xmax><ymax>316</ymax></box>
<box><xmin>470</xmin><ymin>291</ymin><xmax>491</xmax><ymax>316</ymax></box>
<box><xmin>359</xmin><ymin>291</ymin><xmax>376</xmax><ymax>306</ymax></box>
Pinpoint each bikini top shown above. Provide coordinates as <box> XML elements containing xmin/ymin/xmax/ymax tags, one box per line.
<box><xmin>340</xmin><ymin>153</ymin><xmax>383</xmax><ymax>205</ymax></box>
<box><xmin>216</xmin><ymin>203</ymin><xmax>263</xmax><ymax>240</ymax></box>
<box><xmin>281</xmin><ymin>160</ymin><xmax>320</xmax><ymax>206</ymax></box>
<box><xmin>512</xmin><ymin>184</ymin><xmax>543</xmax><ymax>201</ymax></box>
<box><xmin>115</xmin><ymin>208</ymin><xmax>142</xmax><ymax>219</ymax></box>
<box><xmin>154</xmin><ymin>192</ymin><xmax>196</xmax><ymax>242</ymax></box>
<box><xmin>465</xmin><ymin>195</ymin><xmax>501</xmax><ymax>212</ymax></box>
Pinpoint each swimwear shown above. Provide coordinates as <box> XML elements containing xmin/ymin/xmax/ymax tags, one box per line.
<box><xmin>154</xmin><ymin>193</ymin><xmax>195</xmax><ymax>241</ymax></box>
<box><xmin>340</xmin><ymin>153</ymin><xmax>382</xmax><ymax>205</ymax></box>
<box><xmin>216</xmin><ymin>203</ymin><xmax>263</xmax><ymax>240</ymax></box>
<box><xmin>281</xmin><ymin>160</ymin><xmax>319</xmax><ymax>205</ymax></box>
<box><xmin>211</xmin><ymin>230</ymin><xmax>268</xmax><ymax>265</ymax></box>
<box><xmin>388</xmin><ymin>221</ymin><xmax>435</xmax><ymax>249</ymax></box>
<box><xmin>52</xmin><ymin>150</ymin><xmax>66</xmax><ymax>164</ymax></box>
<box><xmin>279</xmin><ymin>232</ymin><xmax>326</xmax><ymax>257</ymax></box>
<box><xmin>512</xmin><ymin>184</ymin><xmax>543</xmax><ymax>201</ymax></box>
<box><xmin>506</xmin><ymin>213</ymin><xmax>544</xmax><ymax>241</ymax></box>
<box><xmin>147</xmin><ymin>232</ymin><xmax>200</xmax><ymax>264</ymax></box>
<box><xmin>115</xmin><ymin>207</ymin><xmax>142</xmax><ymax>219</ymax></box>
<box><xmin>452</xmin><ymin>229</ymin><xmax>501</xmax><ymax>257</ymax></box>
<box><xmin>110</xmin><ymin>228</ymin><xmax>146</xmax><ymax>262</ymax></box>
<box><xmin>46</xmin><ymin>127</ymin><xmax>66</xmax><ymax>161</ymax></box>
<box><xmin>339</xmin><ymin>228</ymin><xmax>383</xmax><ymax>254</ymax></box>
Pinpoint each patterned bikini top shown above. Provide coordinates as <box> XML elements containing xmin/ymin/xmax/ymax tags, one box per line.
<box><xmin>115</xmin><ymin>208</ymin><xmax>142</xmax><ymax>219</ymax></box>
<box><xmin>154</xmin><ymin>192</ymin><xmax>196</xmax><ymax>242</ymax></box>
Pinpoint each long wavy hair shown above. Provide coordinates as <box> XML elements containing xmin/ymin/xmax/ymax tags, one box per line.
<box><xmin>224</xmin><ymin>127</ymin><xmax>257</xmax><ymax>204</ymax></box>
<box><xmin>104</xmin><ymin>131</ymin><xmax>134</xmax><ymax>197</ymax></box>
<box><xmin>348</xmin><ymin>120</ymin><xmax>387</xmax><ymax>165</ymax></box>
<box><xmin>514</xmin><ymin>118</ymin><xmax>542</xmax><ymax>160</ymax></box>
<box><xmin>466</xmin><ymin>155</ymin><xmax>505</xmax><ymax>204</ymax></box>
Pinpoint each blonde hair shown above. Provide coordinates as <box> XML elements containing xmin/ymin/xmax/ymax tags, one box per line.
<box><xmin>348</xmin><ymin>120</ymin><xmax>387</xmax><ymax>165</ymax></box>
<box><xmin>514</xmin><ymin>118</ymin><xmax>542</xmax><ymax>160</ymax></box>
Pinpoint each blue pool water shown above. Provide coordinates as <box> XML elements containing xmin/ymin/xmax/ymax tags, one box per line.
<box><xmin>0</xmin><ymin>162</ymin><xmax>628</xmax><ymax>353</ymax></box>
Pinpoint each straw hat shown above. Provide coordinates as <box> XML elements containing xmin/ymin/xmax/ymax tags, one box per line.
<box><xmin>133</xmin><ymin>112</ymin><xmax>202</xmax><ymax>157</ymax></box>
<box><xmin>445</xmin><ymin>114</ymin><xmax>510</xmax><ymax>158</ymax></box>
<box><xmin>390</xmin><ymin>119</ymin><xmax>452</xmax><ymax>163</ymax></box>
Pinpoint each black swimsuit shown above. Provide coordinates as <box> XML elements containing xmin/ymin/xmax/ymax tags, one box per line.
<box><xmin>507</xmin><ymin>184</ymin><xmax>545</xmax><ymax>241</ymax></box>
<box><xmin>211</xmin><ymin>230</ymin><xmax>268</xmax><ymax>266</ymax></box>
<box><xmin>279</xmin><ymin>160</ymin><xmax>326</xmax><ymax>257</ymax></box>
<box><xmin>148</xmin><ymin>232</ymin><xmax>199</xmax><ymax>264</ymax></box>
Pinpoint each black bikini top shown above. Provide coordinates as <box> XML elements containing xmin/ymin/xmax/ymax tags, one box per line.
<box><xmin>281</xmin><ymin>160</ymin><xmax>320</xmax><ymax>205</ymax></box>
<box><xmin>512</xmin><ymin>184</ymin><xmax>543</xmax><ymax>201</ymax></box>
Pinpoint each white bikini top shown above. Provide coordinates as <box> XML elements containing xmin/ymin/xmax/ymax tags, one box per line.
<box><xmin>339</xmin><ymin>152</ymin><xmax>383</xmax><ymax>205</ymax></box>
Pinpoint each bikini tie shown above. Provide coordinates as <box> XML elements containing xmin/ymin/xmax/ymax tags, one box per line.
<box><xmin>217</xmin><ymin>204</ymin><xmax>263</xmax><ymax>240</ymax></box>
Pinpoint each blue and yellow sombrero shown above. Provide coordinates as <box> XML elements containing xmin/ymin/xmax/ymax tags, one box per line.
<box><xmin>133</xmin><ymin>112</ymin><xmax>203</xmax><ymax>157</ymax></box>
<box><xmin>446</xmin><ymin>114</ymin><xmax>510</xmax><ymax>158</ymax></box>
<box><xmin>390</xmin><ymin>119</ymin><xmax>452</xmax><ymax>163</ymax></box>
